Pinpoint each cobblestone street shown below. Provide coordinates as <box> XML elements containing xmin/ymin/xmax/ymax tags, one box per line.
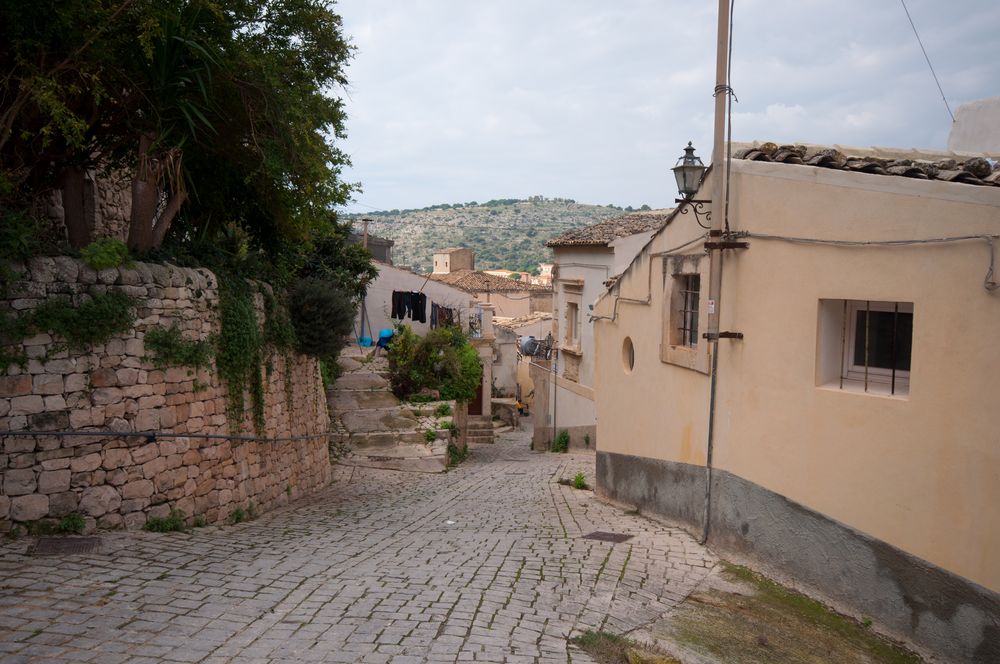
<box><xmin>0</xmin><ymin>429</ymin><xmax>718</xmax><ymax>663</ymax></box>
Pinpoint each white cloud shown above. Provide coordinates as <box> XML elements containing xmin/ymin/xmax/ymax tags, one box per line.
<box><xmin>334</xmin><ymin>0</ymin><xmax>1000</xmax><ymax>212</ymax></box>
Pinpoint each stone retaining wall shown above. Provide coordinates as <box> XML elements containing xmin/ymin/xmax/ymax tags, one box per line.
<box><xmin>0</xmin><ymin>257</ymin><xmax>331</xmax><ymax>532</ymax></box>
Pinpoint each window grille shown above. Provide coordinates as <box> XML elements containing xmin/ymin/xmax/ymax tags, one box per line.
<box><xmin>678</xmin><ymin>275</ymin><xmax>700</xmax><ymax>347</ymax></box>
<box><xmin>839</xmin><ymin>300</ymin><xmax>912</xmax><ymax>396</ymax></box>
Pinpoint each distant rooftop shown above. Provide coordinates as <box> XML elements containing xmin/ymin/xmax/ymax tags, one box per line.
<box><xmin>546</xmin><ymin>210</ymin><xmax>673</xmax><ymax>248</ymax></box>
<box><xmin>733</xmin><ymin>141</ymin><xmax>1000</xmax><ymax>187</ymax></box>
<box><xmin>428</xmin><ymin>269</ymin><xmax>551</xmax><ymax>293</ymax></box>
<box><xmin>494</xmin><ymin>312</ymin><xmax>553</xmax><ymax>331</ymax></box>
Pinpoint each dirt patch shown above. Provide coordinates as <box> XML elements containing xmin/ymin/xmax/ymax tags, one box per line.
<box><xmin>571</xmin><ymin>630</ymin><xmax>680</xmax><ymax>664</ymax></box>
<box><xmin>650</xmin><ymin>563</ymin><xmax>923</xmax><ymax>664</ymax></box>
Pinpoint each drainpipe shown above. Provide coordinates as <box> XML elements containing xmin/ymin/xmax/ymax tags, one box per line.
<box><xmin>551</xmin><ymin>353</ymin><xmax>558</xmax><ymax>449</ymax></box>
<box><xmin>700</xmin><ymin>0</ymin><xmax>731</xmax><ymax>546</ymax></box>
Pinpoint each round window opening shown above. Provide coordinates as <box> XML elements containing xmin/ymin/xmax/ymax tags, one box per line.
<box><xmin>622</xmin><ymin>336</ymin><xmax>635</xmax><ymax>374</ymax></box>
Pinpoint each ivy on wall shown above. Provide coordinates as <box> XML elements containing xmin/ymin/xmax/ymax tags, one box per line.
<box><xmin>144</xmin><ymin>324</ymin><xmax>213</xmax><ymax>372</ymax></box>
<box><xmin>215</xmin><ymin>277</ymin><xmax>266</xmax><ymax>435</ymax></box>
<box><xmin>1</xmin><ymin>291</ymin><xmax>137</xmax><ymax>371</ymax></box>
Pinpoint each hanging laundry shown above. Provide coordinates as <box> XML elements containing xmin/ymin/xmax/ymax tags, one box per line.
<box><xmin>391</xmin><ymin>291</ymin><xmax>403</xmax><ymax>319</ymax></box>
<box><xmin>411</xmin><ymin>292</ymin><xmax>427</xmax><ymax>323</ymax></box>
<box><xmin>391</xmin><ymin>290</ymin><xmax>427</xmax><ymax>323</ymax></box>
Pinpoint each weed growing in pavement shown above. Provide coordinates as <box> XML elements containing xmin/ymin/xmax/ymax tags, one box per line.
<box><xmin>424</xmin><ymin>429</ymin><xmax>439</xmax><ymax>443</ymax></box>
<box><xmin>230</xmin><ymin>503</ymin><xmax>257</xmax><ymax>525</ymax></box>
<box><xmin>550</xmin><ymin>429</ymin><xmax>570</xmax><ymax>453</ymax></box>
<box><xmin>143</xmin><ymin>510</ymin><xmax>187</xmax><ymax>533</ymax></box>
<box><xmin>573</xmin><ymin>473</ymin><xmax>588</xmax><ymax>490</ymax></box>
<box><xmin>56</xmin><ymin>513</ymin><xmax>85</xmax><ymax>534</ymax></box>
<box><xmin>447</xmin><ymin>441</ymin><xmax>468</xmax><ymax>467</ymax></box>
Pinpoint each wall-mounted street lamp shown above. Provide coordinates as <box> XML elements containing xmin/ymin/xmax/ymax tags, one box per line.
<box><xmin>672</xmin><ymin>142</ymin><xmax>711</xmax><ymax>228</ymax></box>
<box><xmin>672</xmin><ymin>142</ymin><xmax>706</xmax><ymax>197</ymax></box>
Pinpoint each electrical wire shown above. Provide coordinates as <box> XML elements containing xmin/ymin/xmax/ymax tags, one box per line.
<box><xmin>591</xmin><ymin>232</ymin><xmax>710</xmax><ymax>322</ymax></box>
<box><xmin>900</xmin><ymin>0</ymin><xmax>955</xmax><ymax>122</ymax></box>
<box><xmin>351</xmin><ymin>219</ymin><xmax>603</xmax><ymax>231</ymax></box>
<box><xmin>743</xmin><ymin>232</ymin><xmax>1000</xmax><ymax>292</ymax></box>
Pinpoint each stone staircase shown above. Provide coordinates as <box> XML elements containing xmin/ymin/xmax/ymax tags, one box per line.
<box><xmin>328</xmin><ymin>348</ymin><xmax>454</xmax><ymax>473</ymax></box>
<box><xmin>465</xmin><ymin>415</ymin><xmax>495</xmax><ymax>446</ymax></box>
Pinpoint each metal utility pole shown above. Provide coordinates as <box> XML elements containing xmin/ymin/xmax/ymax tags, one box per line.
<box><xmin>707</xmin><ymin>0</ymin><xmax>730</xmax><ymax>339</ymax></box>
<box><xmin>700</xmin><ymin>0</ymin><xmax>731</xmax><ymax>546</ymax></box>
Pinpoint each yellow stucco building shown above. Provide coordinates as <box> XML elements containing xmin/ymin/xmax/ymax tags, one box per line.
<box><xmin>593</xmin><ymin>143</ymin><xmax>1000</xmax><ymax>662</ymax></box>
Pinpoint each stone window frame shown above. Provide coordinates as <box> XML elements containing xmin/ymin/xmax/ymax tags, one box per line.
<box><xmin>559</xmin><ymin>280</ymin><xmax>584</xmax><ymax>356</ymax></box>
<box><xmin>660</xmin><ymin>254</ymin><xmax>710</xmax><ymax>374</ymax></box>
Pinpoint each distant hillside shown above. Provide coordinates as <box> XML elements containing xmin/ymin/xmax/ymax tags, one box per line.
<box><xmin>346</xmin><ymin>197</ymin><xmax>650</xmax><ymax>274</ymax></box>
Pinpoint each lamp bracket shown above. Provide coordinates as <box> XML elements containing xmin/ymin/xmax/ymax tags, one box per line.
<box><xmin>674</xmin><ymin>198</ymin><xmax>712</xmax><ymax>229</ymax></box>
<box><xmin>703</xmin><ymin>331</ymin><xmax>744</xmax><ymax>340</ymax></box>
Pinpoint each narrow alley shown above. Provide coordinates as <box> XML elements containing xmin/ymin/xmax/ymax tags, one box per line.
<box><xmin>0</xmin><ymin>432</ymin><xmax>716</xmax><ymax>663</ymax></box>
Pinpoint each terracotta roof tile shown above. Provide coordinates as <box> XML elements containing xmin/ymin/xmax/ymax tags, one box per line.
<box><xmin>494</xmin><ymin>312</ymin><xmax>553</xmax><ymax>331</ymax></box>
<box><xmin>735</xmin><ymin>141</ymin><xmax>999</xmax><ymax>187</ymax></box>
<box><xmin>428</xmin><ymin>269</ymin><xmax>551</xmax><ymax>293</ymax></box>
<box><xmin>546</xmin><ymin>211</ymin><xmax>673</xmax><ymax>247</ymax></box>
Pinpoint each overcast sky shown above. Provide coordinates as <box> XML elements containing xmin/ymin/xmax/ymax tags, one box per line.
<box><xmin>335</xmin><ymin>0</ymin><xmax>999</xmax><ymax>213</ymax></box>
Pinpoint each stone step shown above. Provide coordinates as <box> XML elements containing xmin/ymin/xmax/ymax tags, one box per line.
<box><xmin>328</xmin><ymin>390</ymin><xmax>400</xmax><ymax>414</ymax></box>
<box><xmin>347</xmin><ymin>455</ymin><xmax>447</xmax><ymax>474</ymax></box>
<box><xmin>332</xmin><ymin>372</ymin><xmax>389</xmax><ymax>391</ymax></box>
<box><xmin>340</xmin><ymin>407</ymin><xmax>420</xmax><ymax>434</ymax></box>
<box><xmin>341</xmin><ymin>441</ymin><xmax>449</xmax><ymax>473</ymax></box>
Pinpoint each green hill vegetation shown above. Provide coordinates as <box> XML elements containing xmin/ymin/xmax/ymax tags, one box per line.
<box><xmin>347</xmin><ymin>197</ymin><xmax>650</xmax><ymax>273</ymax></box>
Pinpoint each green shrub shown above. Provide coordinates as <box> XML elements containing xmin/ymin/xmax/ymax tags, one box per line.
<box><xmin>434</xmin><ymin>403</ymin><xmax>452</xmax><ymax>417</ymax></box>
<box><xmin>319</xmin><ymin>357</ymin><xmax>342</xmax><ymax>388</ymax></box>
<box><xmin>56</xmin><ymin>513</ymin><xmax>85</xmax><ymax>534</ymax></box>
<box><xmin>144</xmin><ymin>510</ymin><xmax>187</xmax><ymax>533</ymax></box>
<box><xmin>80</xmin><ymin>238</ymin><xmax>131</xmax><ymax>270</ymax></box>
<box><xmin>0</xmin><ymin>209</ymin><xmax>50</xmax><ymax>285</ymax></box>
<box><xmin>424</xmin><ymin>429</ymin><xmax>438</xmax><ymax>443</ymax></box>
<box><xmin>387</xmin><ymin>324</ymin><xmax>420</xmax><ymax>397</ymax></box>
<box><xmin>289</xmin><ymin>278</ymin><xmax>356</xmax><ymax>358</ymax></box>
<box><xmin>387</xmin><ymin>325</ymin><xmax>483</xmax><ymax>403</ymax></box>
<box><xmin>551</xmin><ymin>429</ymin><xmax>570</xmax><ymax>453</ymax></box>
<box><xmin>262</xmin><ymin>289</ymin><xmax>297</xmax><ymax>351</ymax></box>
<box><xmin>573</xmin><ymin>472</ymin><xmax>588</xmax><ymax>490</ymax></box>
<box><xmin>144</xmin><ymin>324</ymin><xmax>213</xmax><ymax>370</ymax></box>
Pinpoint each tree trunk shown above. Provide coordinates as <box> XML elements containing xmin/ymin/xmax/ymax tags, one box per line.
<box><xmin>61</xmin><ymin>166</ymin><xmax>92</xmax><ymax>249</ymax></box>
<box><xmin>127</xmin><ymin>133</ymin><xmax>184</xmax><ymax>253</ymax></box>
<box><xmin>127</xmin><ymin>134</ymin><xmax>156</xmax><ymax>252</ymax></box>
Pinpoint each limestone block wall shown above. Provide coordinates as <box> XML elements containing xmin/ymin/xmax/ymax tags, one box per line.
<box><xmin>41</xmin><ymin>169</ymin><xmax>132</xmax><ymax>244</ymax></box>
<box><xmin>0</xmin><ymin>257</ymin><xmax>331</xmax><ymax>532</ymax></box>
